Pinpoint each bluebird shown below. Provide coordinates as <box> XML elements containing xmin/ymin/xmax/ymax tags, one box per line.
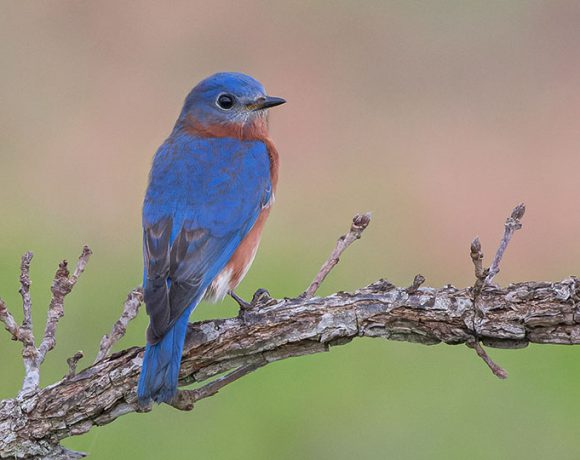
<box><xmin>137</xmin><ymin>72</ymin><xmax>285</xmax><ymax>404</ymax></box>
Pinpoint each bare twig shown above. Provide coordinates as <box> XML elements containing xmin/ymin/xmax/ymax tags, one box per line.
<box><xmin>466</xmin><ymin>339</ymin><xmax>508</xmax><ymax>379</ymax></box>
<box><xmin>17</xmin><ymin>252</ymin><xmax>39</xmax><ymax>396</ymax></box>
<box><xmin>470</xmin><ymin>237</ymin><xmax>487</xmax><ymax>295</ymax></box>
<box><xmin>470</xmin><ymin>237</ymin><xmax>484</xmax><ymax>279</ymax></box>
<box><xmin>485</xmin><ymin>203</ymin><xmax>525</xmax><ymax>285</ymax></box>
<box><xmin>19</xmin><ymin>252</ymin><xmax>33</xmax><ymax>332</ymax></box>
<box><xmin>66</xmin><ymin>351</ymin><xmax>84</xmax><ymax>378</ymax></box>
<box><xmin>302</xmin><ymin>213</ymin><xmax>371</xmax><ymax>299</ymax></box>
<box><xmin>94</xmin><ymin>287</ymin><xmax>143</xmax><ymax>364</ymax></box>
<box><xmin>0</xmin><ymin>299</ymin><xmax>20</xmax><ymax>340</ymax></box>
<box><xmin>0</xmin><ymin>252</ymin><xmax>40</xmax><ymax>396</ymax></box>
<box><xmin>170</xmin><ymin>360</ymin><xmax>267</xmax><ymax>411</ymax></box>
<box><xmin>69</xmin><ymin>245</ymin><xmax>92</xmax><ymax>284</ymax></box>
<box><xmin>37</xmin><ymin>246</ymin><xmax>92</xmax><ymax>365</ymax></box>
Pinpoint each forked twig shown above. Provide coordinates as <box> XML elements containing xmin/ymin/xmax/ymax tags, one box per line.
<box><xmin>37</xmin><ymin>246</ymin><xmax>93</xmax><ymax>366</ymax></box>
<box><xmin>468</xmin><ymin>204</ymin><xmax>525</xmax><ymax>380</ymax></box>
<box><xmin>0</xmin><ymin>246</ymin><xmax>92</xmax><ymax>396</ymax></box>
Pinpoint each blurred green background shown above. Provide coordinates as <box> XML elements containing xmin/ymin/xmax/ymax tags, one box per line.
<box><xmin>1</xmin><ymin>1</ymin><xmax>580</xmax><ymax>459</ymax></box>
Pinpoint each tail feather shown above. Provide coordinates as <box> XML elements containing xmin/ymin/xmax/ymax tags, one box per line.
<box><xmin>138</xmin><ymin>307</ymin><xmax>192</xmax><ymax>404</ymax></box>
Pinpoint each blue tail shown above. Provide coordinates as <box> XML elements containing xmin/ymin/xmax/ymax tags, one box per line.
<box><xmin>138</xmin><ymin>307</ymin><xmax>192</xmax><ymax>405</ymax></box>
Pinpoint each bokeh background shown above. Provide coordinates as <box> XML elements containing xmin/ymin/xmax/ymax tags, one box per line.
<box><xmin>1</xmin><ymin>1</ymin><xmax>580</xmax><ymax>459</ymax></box>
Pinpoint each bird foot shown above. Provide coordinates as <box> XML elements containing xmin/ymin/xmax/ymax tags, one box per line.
<box><xmin>251</xmin><ymin>288</ymin><xmax>275</xmax><ymax>307</ymax></box>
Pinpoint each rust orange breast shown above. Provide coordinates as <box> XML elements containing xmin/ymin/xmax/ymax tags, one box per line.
<box><xmin>225</xmin><ymin>138</ymin><xmax>278</xmax><ymax>289</ymax></box>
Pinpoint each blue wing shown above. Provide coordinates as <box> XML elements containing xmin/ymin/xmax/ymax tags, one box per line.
<box><xmin>142</xmin><ymin>133</ymin><xmax>271</xmax><ymax>343</ymax></box>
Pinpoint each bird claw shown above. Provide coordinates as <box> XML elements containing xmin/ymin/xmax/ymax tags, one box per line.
<box><xmin>231</xmin><ymin>289</ymin><xmax>276</xmax><ymax>318</ymax></box>
<box><xmin>251</xmin><ymin>288</ymin><xmax>274</xmax><ymax>307</ymax></box>
<box><xmin>230</xmin><ymin>291</ymin><xmax>252</xmax><ymax>311</ymax></box>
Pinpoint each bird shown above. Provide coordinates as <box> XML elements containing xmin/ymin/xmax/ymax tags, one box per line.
<box><xmin>137</xmin><ymin>72</ymin><xmax>285</xmax><ymax>405</ymax></box>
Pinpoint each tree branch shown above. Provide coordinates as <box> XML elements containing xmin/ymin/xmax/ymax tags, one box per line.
<box><xmin>1</xmin><ymin>247</ymin><xmax>92</xmax><ymax>400</ymax></box>
<box><xmin>0</xmin><ymin>210</ymin><xmax>578</xmax><ymax>459</ymax></box>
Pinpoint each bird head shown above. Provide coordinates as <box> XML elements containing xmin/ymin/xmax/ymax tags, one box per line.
<box><xmin>177</xmin><ymin>72</ymin><xmax>285</xmax><ymax>140</ymax></box>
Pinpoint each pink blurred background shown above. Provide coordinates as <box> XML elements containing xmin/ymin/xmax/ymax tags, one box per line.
<box><xmin>1</xmin><ymin>2</ymin><xmax>580</xmax><ymax>459</ymax></box>
<box><xmin>2</xmin><ymin>2</ymin><xmax>580</xmax><ymax>289</ymax></box>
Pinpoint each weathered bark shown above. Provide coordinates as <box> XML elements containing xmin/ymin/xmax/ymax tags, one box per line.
<box><xmin>1</xmin><ymin>277</ymin><xmax>579</xmax><ymax>459</ymax></box>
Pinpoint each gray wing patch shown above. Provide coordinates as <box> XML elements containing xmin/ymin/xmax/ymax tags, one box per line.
<box><xmin>144</xmin><ymin>220</ymin><xmax>213</xmax><ymax>344</ymax></box>
<box><xmin>143</xmin><ymin>217</ymin><xmax>172</xmax><ymax>343</ymax></box>
<box><xmin>167</xmin><ymin>227</ymin><xmax>210</xmax><ymax>328</ymax></box>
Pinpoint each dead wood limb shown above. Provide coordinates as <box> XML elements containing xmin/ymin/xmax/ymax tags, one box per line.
<box><xmin>0</xmin><ymin>209</ymin><xmax>578</xmax><ymax>459</ymax></box>
<box><xmin>0</xmin><ymin>247</ymin><xmax>92</xmax><ymax>399</ymax></box>
<box><xmin>3</xmin><ymin>275</ymin><xmax>580</xmax><ymax>459</ymax></box>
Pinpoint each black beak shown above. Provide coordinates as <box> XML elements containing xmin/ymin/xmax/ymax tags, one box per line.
<box><xmin>251</xmin><ymin>96</ymin><xmax>286</xmax><ymax>111</ymax></box>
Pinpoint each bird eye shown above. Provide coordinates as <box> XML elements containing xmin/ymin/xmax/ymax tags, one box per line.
<box><xmin>216</xmin><ymin>94</ymin><xmax>235</xmax><ymax>110</ymax></box>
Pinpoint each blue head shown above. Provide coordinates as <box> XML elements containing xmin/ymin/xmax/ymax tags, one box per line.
<box><xmin>177</xmin><ymin>72</ymin><xmax>285</xmax><ymax>139</ymax></box>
